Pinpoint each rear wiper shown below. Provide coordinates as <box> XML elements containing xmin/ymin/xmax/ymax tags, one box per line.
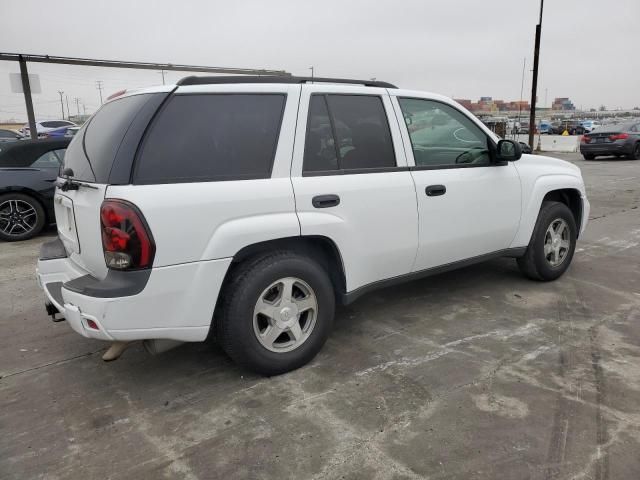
<box><xmin>57</xmin><ymin>168</ymin><xmax>98</xmax><ymax>191</ymax></box>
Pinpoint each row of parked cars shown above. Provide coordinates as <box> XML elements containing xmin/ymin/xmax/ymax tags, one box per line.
<box><xmin>537</xmin><ymin>120</ymin><xmax>600</xmax><ymax>135</ymax></box>
<box><xmin>0</xmin><ymin>120</ymin><xmax>79</xmax><ymax>143</ymax></box>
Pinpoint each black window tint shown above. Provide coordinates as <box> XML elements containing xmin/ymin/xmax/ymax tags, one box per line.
<box><xmin>399</xmin><ymin>98</ymin><xmax>490</xmax><ymax>167</ymax></box>
<box><xmin>84</xmin><ymin>94</ymin><xmax>152</xmax><ymax>182</ymax></box>
<box><xmin>327</xmin><ymin>95</ymin><xmax>395</xmax><ymax>170</ymax></box>
<box><xmin>303</xmin><ymin>96</ymin><xmax>338</xmax><ymax>172</ymax></box>
<box><xmin>63</xmin><ymin>94</ymin><xmax>157</xmax><ymax>182</ymax></box>
<box><xmin>135</xmin><ymin>94</ymin><xmax>285</xmax><ymax>184</ymax></box>
<box><xmin>63</xmin><ymin>122</ymin><xmax>94</xmax><ymax>181</ymax></box>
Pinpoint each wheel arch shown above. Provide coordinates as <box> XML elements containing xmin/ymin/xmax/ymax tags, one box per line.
<box><xmin>542</xmin><ymin>188</ymin><xmax>583</xmax><ymax>235</ymax></box>
<box><xmin>228</xmin><ymin>235</ymin><xmax>347</xmax><ymax>297</ymax></box>
<box><xmin>210</xmin><ymin>235</ymin><xmax>347</xmax><ymax>333</ymax></box>
<box><xmin>511</xmin><ymin>174</ymin><xmax>586</xmax><ymax>248</ymax></box>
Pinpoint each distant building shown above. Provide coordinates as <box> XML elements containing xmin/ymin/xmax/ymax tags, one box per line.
<box><xmin>456</xmin><ymin>99</ymin><xmax>473</xmax><ymax>110</ymax></box>
<box><xmin>551</xmin><ymin>97</ymin><xmax>575</xmax><ymax>111</ymax></box>
<box><xmin>453</xmin><ymin>97</ymin><xmax>530</xmax><ymax>113</ymax></box>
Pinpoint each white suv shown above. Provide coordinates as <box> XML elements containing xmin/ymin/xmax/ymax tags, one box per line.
<box><xmin>37</xmin><ymin>76</ymin><xmax>589</xmax><ymax>375</ymax></box>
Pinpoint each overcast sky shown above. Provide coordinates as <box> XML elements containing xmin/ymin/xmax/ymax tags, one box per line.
<box><xmin>1</xmin><ymin>0</ymin><xmax>638</xmax><ymax>122</ymax></box>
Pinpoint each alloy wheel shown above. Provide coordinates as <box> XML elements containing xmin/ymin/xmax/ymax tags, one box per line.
<box><xmin>253</xmin><ymin>277</ymin><xmax>318</xmax><ymax>353</ymax></box>
<box><xmin>544</xmin><ymin>218</ymin><xmax>570</xmax><ymax>267</ymax></box>
<box><xmin>0</xmin><ymin>199</ymin><xmax>38</xmax><ymax>237</ymax></box>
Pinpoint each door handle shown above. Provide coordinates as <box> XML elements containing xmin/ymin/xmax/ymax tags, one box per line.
<box><xmin>425</xmin><ymin>185</ymin><xmax>446</xmax><ymax>197</ymax></box>
<box><xmin>312</xmin><ymin>194</ymin><xmax>340</xmax><ymax>208</ymax></box>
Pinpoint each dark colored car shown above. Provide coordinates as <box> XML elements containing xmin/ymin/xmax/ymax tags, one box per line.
<box><xmin>580</xmin><ymin>122</ymin><xmax>640</xmax><ymax>160</ymax></box>
<box><xmin>553</xmin><ymin>120</ymin><xmax>585</xmax><ymax>135</ymax></box>
<box><xmin>0</xmin><ymin>138</ymin><xmax>70</xmax><ymax>241</ymax></box>
<box><xmin>0</xmin><ymin>129</ymin><xmax>22</xmax><ymax>143</ymax></box>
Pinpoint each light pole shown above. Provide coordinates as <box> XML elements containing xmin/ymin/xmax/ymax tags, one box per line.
<box><xmin>309</xmin><ymin>66</ymin><xmax>314</xmax><ymax>82</ymax></box>
<box><xmin>158</xmin><ymin>70</ymin><xmax>166</xmax><ymax>85</ymax></box>
<box><xmin>528</xmin><ymin>0</ymin><xmax>544</xmax><ymax>150</ymax></box>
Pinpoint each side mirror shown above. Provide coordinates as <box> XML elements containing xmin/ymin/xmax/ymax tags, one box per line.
<box><xmin>497</xmin><ymin>139</ymin><xmax>522</xmax><ymax>161</ymax></box>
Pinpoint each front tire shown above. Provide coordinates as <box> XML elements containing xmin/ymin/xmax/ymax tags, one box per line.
<box><xmin>216</xmin><ymin>251</ymin><xmax>335</xmax><ymax>376</ymax></box>
<box><xmin>628</xmin><ymin>143</ymin><xmax>640</xmax><ymax>160</ymax></box>
<box><xmin>0</xmin><ymin>193</ymin><xmax>46</xmax><ymax>241</ymax></box>
<box><xmin>517</xmin><ymin>201</ymin><xmax>577</xmax><ymax>281</ymax></box>
<box><xmin>583</xmin><ymin>154</ymin><xmax>595</xmax><ymax>160</ymax></box>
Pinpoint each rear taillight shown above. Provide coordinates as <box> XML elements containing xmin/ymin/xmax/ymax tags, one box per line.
<box><xmin>100</xmin><ymin>199</ymin><xmax>155</xmax><ymax>270</ymax></box>
<box><xmin>609</xmin><ymin>133</ymin><xmax>628</xmax><ymax>141</ymax></box>
<box><xmin>581</xmin><ymin>135</ymin><xmax>591</xmax><ymax>143</ymax></box>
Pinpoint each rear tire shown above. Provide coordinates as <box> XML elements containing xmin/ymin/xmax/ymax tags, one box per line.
<box><xmin>583</xmin><ymin>154</ymin><xmax>595</xmax><ymax>160</ymax></box>
<box><xmin>517</xmin><ymin>201</ymin><xmax>577</xmax><ymax>281</ymax></box>
<box><xmin>0</xmin><ymin>193</ymin><xmax>46</xmax><ymax>242</ymax></box>
<box><xmin>216</xmin><ymin>251</ymin><xmax>335</xmax><ymax>376</ymax></box>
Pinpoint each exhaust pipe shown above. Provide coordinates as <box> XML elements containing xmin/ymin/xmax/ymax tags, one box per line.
<box><xmin>142</xmin><ymin>339</ymin><xmax>184</xmax><ymax>356</ymax></box>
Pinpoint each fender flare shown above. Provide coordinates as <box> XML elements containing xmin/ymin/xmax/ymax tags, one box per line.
<box><xmin>510</xmin><ymin>174</ymin><xmax>585</xmax><ymax>248</ymax></box>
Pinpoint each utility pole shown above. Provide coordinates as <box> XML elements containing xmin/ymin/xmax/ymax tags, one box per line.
<box><xmin>158</xmin><ymin>70</ymin><xmax>166</xmax><ymax>85</ymax></box>
<box><xmin>66</xmin><ymin>95</ymin><xmax>70</xmax><ymax>120</ymax></box>
<box><xmin>518</xmin><ymin>57</ymin><xmax>526</xmax><ymax>138</ymax></box>
<box><xmin>74</xmin><ymin>97</ymin><xmax>80</xmax><ymax>117</ymax></box>
<box><xmin>18</xmin><ymin>55</ymin><xmax>37</xmax><ymax>140</ymax></box>
<box><xmin>58</xmin><ymin>90</ymin><xmax>65</xmax><ymax>119</ymax></box>
<box><xmin>96</xmin><ymin>80</ymin><xmax>104</xmax><ymax>104</ymax></box>
<box><xmin>528</xmin><ymin>0</ymin><xmax>544</xmax><ymax>150</ymax></box>
<box><xmin>82</xmin><ymin>103</ymin><xmax>87</xmax><ymax>116</ymax></box>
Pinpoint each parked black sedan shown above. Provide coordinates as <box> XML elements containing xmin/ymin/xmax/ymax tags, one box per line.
<box><xmin>580</xmin><ymin>122</ymin><xmax>640</xmax><ymax>160</ymax></box>
<box><xmin>0</xmin><ymin>138</ymin><xmax>70</xmax><ymax>241</ymax></box>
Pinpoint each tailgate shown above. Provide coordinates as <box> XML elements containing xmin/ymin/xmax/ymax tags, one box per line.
<box><xmin>54</xmin><ymin>184</ymin><xmax>109</xmax><ymax>279</ymax></box>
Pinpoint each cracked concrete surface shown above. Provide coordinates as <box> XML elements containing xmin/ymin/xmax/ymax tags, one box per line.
<box><xmin>1</xmin><ymin>152</ymin><xmax>639</xmax><ymax>479</ymax></box>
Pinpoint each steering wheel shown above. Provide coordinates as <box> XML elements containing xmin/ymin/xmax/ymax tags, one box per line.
<box><xmin>455</xmin><ymin>147</ymin><xmax>488</xmax><ymax>164</ymax></box>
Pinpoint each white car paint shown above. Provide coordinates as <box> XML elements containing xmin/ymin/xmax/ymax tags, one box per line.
<box><xmin>37</xmin><ymin>81</ymin><xmax>589</xmax><ymax>344</ymax></box>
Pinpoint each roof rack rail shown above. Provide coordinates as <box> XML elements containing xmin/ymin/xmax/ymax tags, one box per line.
<box><xmin>176</xmin><ymin>75</ymin><xmax>397</xmax><ymax>89</ymax></box>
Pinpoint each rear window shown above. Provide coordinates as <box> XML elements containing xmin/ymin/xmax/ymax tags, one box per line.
<box><xmin>63</xmin><ymin>94</ymin><xmax>157</xmax><ymax>182</ymax></box>
<box><xmin>134</xmin><ymin>93</ymin><xmax>286</xmax><ymax>184</ymax></box>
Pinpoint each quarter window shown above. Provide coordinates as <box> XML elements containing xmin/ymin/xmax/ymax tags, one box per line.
<box><xmin>303</xmin><ymin>94</ymin><xmax>396</xmax><ymax>173</ymax></box>
<box><xmin>398</xmin><ymin>98</ymin><xmax>491</xmax><ymax>167</ymax></box>
<box><xmin>135</xmin><ymin>94</ymin><xmax>286</xmax><ymax>184</ymax></box>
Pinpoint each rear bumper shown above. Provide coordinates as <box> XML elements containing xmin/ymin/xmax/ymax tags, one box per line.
<box><xmin>580</xmin><ymin>141</ymin><xmax>633</xmax><ymax>156</ymax></box>
<box><xmin>37</xmin><ymin>237</ymin><xmax>232</xmax><ymax>342</ymax></box>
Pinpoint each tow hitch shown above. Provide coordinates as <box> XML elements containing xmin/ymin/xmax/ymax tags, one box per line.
<box><xmin>45</xmin><ymin>302</ymin><xmax>65</xmax><ymax>322</ymax></box>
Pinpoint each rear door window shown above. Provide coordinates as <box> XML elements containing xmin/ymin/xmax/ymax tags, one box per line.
<box><xmin>134</xmin><ymin>94</ymin><xmax>286</xmax><ymax>184</ymax></box>
<box><xmin>303</xmin><ymin>94</ymin><xmax>396</xmax><ymax>174</ymax></box>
